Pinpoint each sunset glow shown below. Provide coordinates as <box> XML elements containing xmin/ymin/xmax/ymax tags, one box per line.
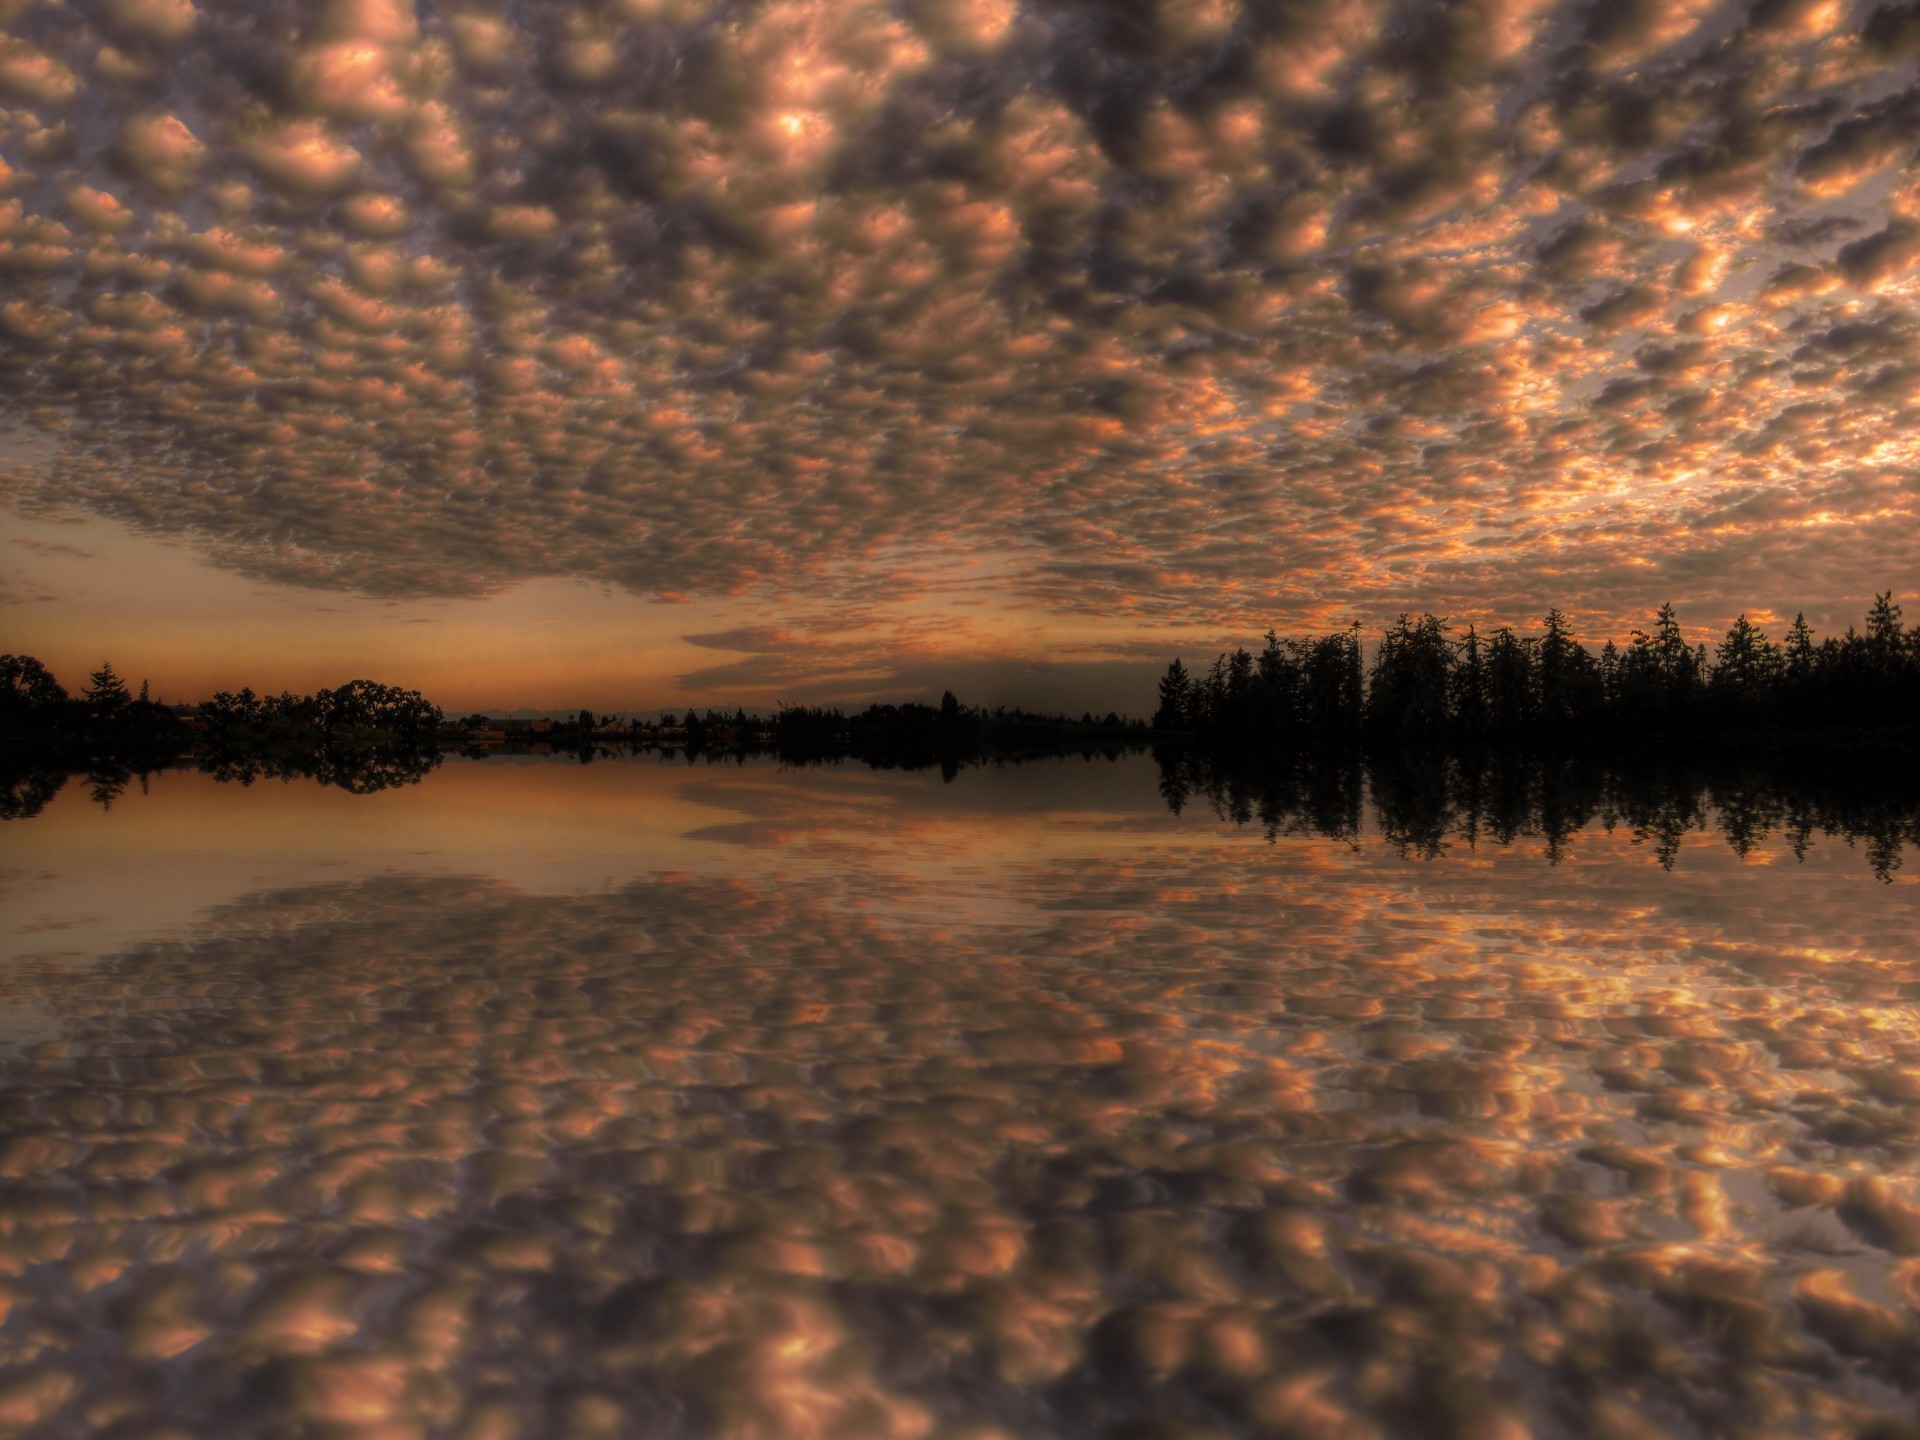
<box><xmin>3</xmin><ymin>0</ymin><xmax>1920</xmax><ymax>705</ymax></box>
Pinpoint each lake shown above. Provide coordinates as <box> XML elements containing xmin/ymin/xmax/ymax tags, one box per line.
<box><xmin>4</xmin><ymin>752</ymin><xmax>1920</xmax><ymax>1439</ymax></box>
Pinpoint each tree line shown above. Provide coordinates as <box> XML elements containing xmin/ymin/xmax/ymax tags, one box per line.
<box><xmin>762</xmin><ymin>693</ymin><xmax>1139</xmax><ymax>772</ymax></box>
<box><xmin>1153</xmin><ymin>595</ymin><xmax>1920</xmax><ymax>749</ymax></box>
<box><xmin>1</xmin><ymin>656</ymin><xmax>447</xmax><ymax>806</ymax></box>
<box><xmin>199</xmin><ymin>680</ymin><xmax>441</xmax><ymax>749</ymax></box>
<box><xmin>1</xmin><ymin>656</ymin><xmax>183</xmax><ymax>759</ymax></box>
<box><xmin>0</xmin><ymin>655</ymin><xmax>1151</xmax><ymax>816</ymax></box>
<box><xmin>448</xmin><ymin>695</ymin><xmax>1142</xmax><ymax>770</ymax></box>
<box><xmin>195</xmin><ymin>680</ymin><xmax>444</xmax><ymax>792</ymax></box>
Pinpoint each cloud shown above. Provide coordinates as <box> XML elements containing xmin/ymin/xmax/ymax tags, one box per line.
<box><xmin>11</xmin><ymin>536</ymin><xmax>100</xmax><ymax>557</ymax></box>
<box><xmin>0</xmin><ymin>0</ymin><xmax>1913</xmax><ymax>645</ymax></box>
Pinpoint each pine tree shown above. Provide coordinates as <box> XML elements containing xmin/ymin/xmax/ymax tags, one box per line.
<box><xmin>1227</xmin><ymin>647</ymin><xmax>1253</xmax><ymax>700</ymax></box>
<box><xmin>85</xmin><ymin>661</ymin><xmax>130</xmax><ymax>712</ymax></box>
<box><xmin>1483</xmin><ymin>626</ymin><xmax>1534</xmax><ymax>734</ymax></box>
<box><xmin>1784</xmin><ymin>613</ymin><xmax>1815</xmax><ymax>678</ymax></box>
<box><xmin>1255</xmin><ymin>631</ymin><xmax>1298</xmax><ymax>737</ymax></box>
<box><xmin>1652</xmin><ymin>604</ymin><xmax>1692</xmax><ymax>682</ymax></box>
<box><xmin>1867</xmin><ymin>592</ymin><xmax>1904</xmax><ymax>673</ymax></box>
<box><xmin>1454</xmin><ymin>624</ymin><xmax>1487</xmax><ymax>734</ymax></box>
<box><xmin>1367</xmin><ymin>613</ymin><xmax>1452</xmax><ymax>739</ymax></box>
<box><xmin>1711</xmin><ymin>614</ymin><xmax>1777</xmax><ymax>724</ymax></box>
<box><xmin>1538</xmin><ymin>609</ymin><xmax>1597</xmax><ymax>731</ymax></box>
<box><xmin>1154</xmin><ymin>657</ymin><xmax>1192</xmax><ymax>730</ymax></box>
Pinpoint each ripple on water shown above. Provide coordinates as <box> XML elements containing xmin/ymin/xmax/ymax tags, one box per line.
<box><xmin>0</xmin><ymin>854</ymin><xmax>1918</xmax><ymax>1438</ymax></box>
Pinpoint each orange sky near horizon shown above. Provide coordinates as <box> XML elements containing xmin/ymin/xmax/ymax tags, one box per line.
<box><xmin>4</xmin><ymin>0</ymin><xmax>1920</xmax><ymax>707</ymax></box>
<box><xmin>8</xmin><ymin>500</ymin><xmax>1909</xmax><ymax>713</ymax></box>
<box><xmin>4</xmin><ymin>507</ymin><xmax>1188</xmax><ymax>712</ymax></box>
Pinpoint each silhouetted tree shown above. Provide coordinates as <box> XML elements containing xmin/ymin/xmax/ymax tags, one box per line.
<box><xmin>1158</xmin><ymin>594</ymin><xmax>1920</xmax><ymax>755</ymax></box>
<box><xmin>0</xmin><ymin>655</ymin><xmax>67</xmax><ymax>718</ymax></box>
<box><xmin>1537</xmin><ymin>610</ymin><xmax>1600</xmax><ymax>733</ymax></box>
<box><xmin>1710</xmin><ymin>614</ymin><xmax>1778</xmax><ymax>724</ymax></box>
<box><xmin>1222</xmin><ymin>647</ymin><xmax>1256</xmax><ymax>744</ymax></box>
<box><xmin>313</xmin><ymin>679</ymin><xmax>439</xmax><ymax>738</ymax></box>
<box><xmin>195</xmin><ymin>679</ymin><xmax>441</xmax><ymax>793</ymax></box>
<box><xmin>1299</xmin><ymin>626</ymin><xmax>1363</xmax><ymax>739</ymax></box>
<box><xmin>1254</xmin><ymin>631</ymin><xmax>1298</xmax><ymax>736</ymax></box>
<box><xmin>1483</xmin><ymin>626</ymin><xmax>1534</xmax><ymax>734</ymax></box>
<box><xmin>1868</xmin><ymin>591</ymin><xmax>1904</xmax><ymax>667</ymax></box>
<box><xmin>1154</xmin><ymin>658</ymin><xmax>1192</xmax><ymax>730</ymax></box>
<box><xmin>1454</xmin><ymin>625</ymin><xmax>1488</xmax><ymax>737</ymax></box>
<box><xmin>1366</xmin><ymin>614</ymin><xmax>1453</xmax><ymax>742</ymax></box>
<box><xmin>1195</xmin><ymin>654</ymin><xmax>1228</xmax><ymax>733</ymax></box>
<box><xmin>85</xmin><ymin>662</ymin><xmax>130</xmax><ymax>713</ymax></box>
<box><xmin>1651</xmin><ymin>602</ymin><xmax>1702</xmax><ymax>720</ymax></box>
<box><xmin>1608</xmin><ymin>603</ymin><xmax>1701</xmax><ymax>733</ymax></box>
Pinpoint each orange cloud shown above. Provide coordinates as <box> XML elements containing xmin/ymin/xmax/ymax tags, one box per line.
<box><xmin>0</xmin><ymin>0</ymin><xmax>1912</xmax><ymax>652</ymax></box>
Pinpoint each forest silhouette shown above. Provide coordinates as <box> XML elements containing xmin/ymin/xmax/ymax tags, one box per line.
<box><xmin>1153</xmin><ymin>594</ymin><xmax>1920</xmax><ymax>751</ymax></box>
<box><xmin>0</xmin><ymin>659</ymin><xmax>445</xmax><ymax>813</ymax></box>
<box><xmin>1139</xmin><ymin>594</ymin><xmax>1920</xmax><ymax>877</ymax></box>
<box><xmin>4</xmin><ymin>596</ymin><xmax>1920</xmax><ymax>872</ymax></box>
<box><xmin>0</xmin><ymin>657</ymin><xmax>1148</xmax><ymax>815</ymax></box>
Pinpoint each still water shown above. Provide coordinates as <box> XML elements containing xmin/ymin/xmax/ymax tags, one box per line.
<box><xmin>4</xmin><ymin>754</ymin><xmax>1920</xmax><ymax>1439</ymax></box>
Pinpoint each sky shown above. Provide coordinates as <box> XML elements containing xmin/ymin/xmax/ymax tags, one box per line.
<box><xmin>3</xmin><ymin>0</ymin><xmax>1920</xmax><ymax>713</ymax></box>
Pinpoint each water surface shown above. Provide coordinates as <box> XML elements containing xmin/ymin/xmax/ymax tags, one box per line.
<box><xmin>4</xmin><ymin>755</ymin><xmax>1920</xmax><ymax>1439</ymax></box>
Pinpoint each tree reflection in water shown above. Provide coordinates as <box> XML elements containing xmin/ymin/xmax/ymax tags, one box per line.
<box><xmin>3</xmin><ymin>827</ymin><xmax>1920</xmax><ymax>1438</ymax></box>
<box><xmin>0</xmin><ymin>742</ymin><xmax>445</xmax><ymax>821</ymax></box>
<box><xmin>1156</xmin><ymin>747</ymin><xmax>1920</xmax><ymax>880</ymax></box>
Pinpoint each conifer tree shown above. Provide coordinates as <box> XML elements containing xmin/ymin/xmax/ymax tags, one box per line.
<box><xmin>1710</xmin><ymin>614</ymin><xmax>1777</xmax><ymax>725</ymax></box>
<box><xmin>1867</xmin><ymin>592</ymin><xmax>1904</xmax><ymax>674</ymax></box>
<box><xmin>85</xmin><ymin>661</ymin><xmax>130</xmax><ymax>712</ymax></box>
<box><xmin>1537</xmin><ymin>609</ymin><xmax>1598</xmax><ymax>731</ymax></box>
<box><xmin>1154</xmin><ymin>658</ymin><xmax>1192</xmax><ymax>730</ymax></box>
<box><xmin>1784</xmin><ymin>613</ymin><xmax>1815</xmax><ymax>677</ymax></box>
<box><xmin>1455</xmin><ymin>624</ymin><xmax>1487</xmax><ymax>735</ymax></box>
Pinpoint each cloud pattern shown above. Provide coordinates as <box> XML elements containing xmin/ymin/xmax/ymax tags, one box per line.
<box><xmin>0</xmin><ymin>0</ymin><xmax>1918</xmax><ymax>629</ymax></box>
<box><xmin>7</xmin><ymin>820</ymin><xmax>1920</xmax><ymax>1436</ymax></box>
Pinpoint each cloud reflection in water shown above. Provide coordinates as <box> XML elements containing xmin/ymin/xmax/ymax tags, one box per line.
<box><xmin>2</xmin><ymin>824</ymin><xmax>1920</xmax><ymax>1438</ymax></box>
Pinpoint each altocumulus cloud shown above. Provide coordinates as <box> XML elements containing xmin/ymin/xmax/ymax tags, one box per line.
<box><xmin>1</xmin><ymin>0</ymin><xmax>1919</xmax><ymax>628</ymax></box>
